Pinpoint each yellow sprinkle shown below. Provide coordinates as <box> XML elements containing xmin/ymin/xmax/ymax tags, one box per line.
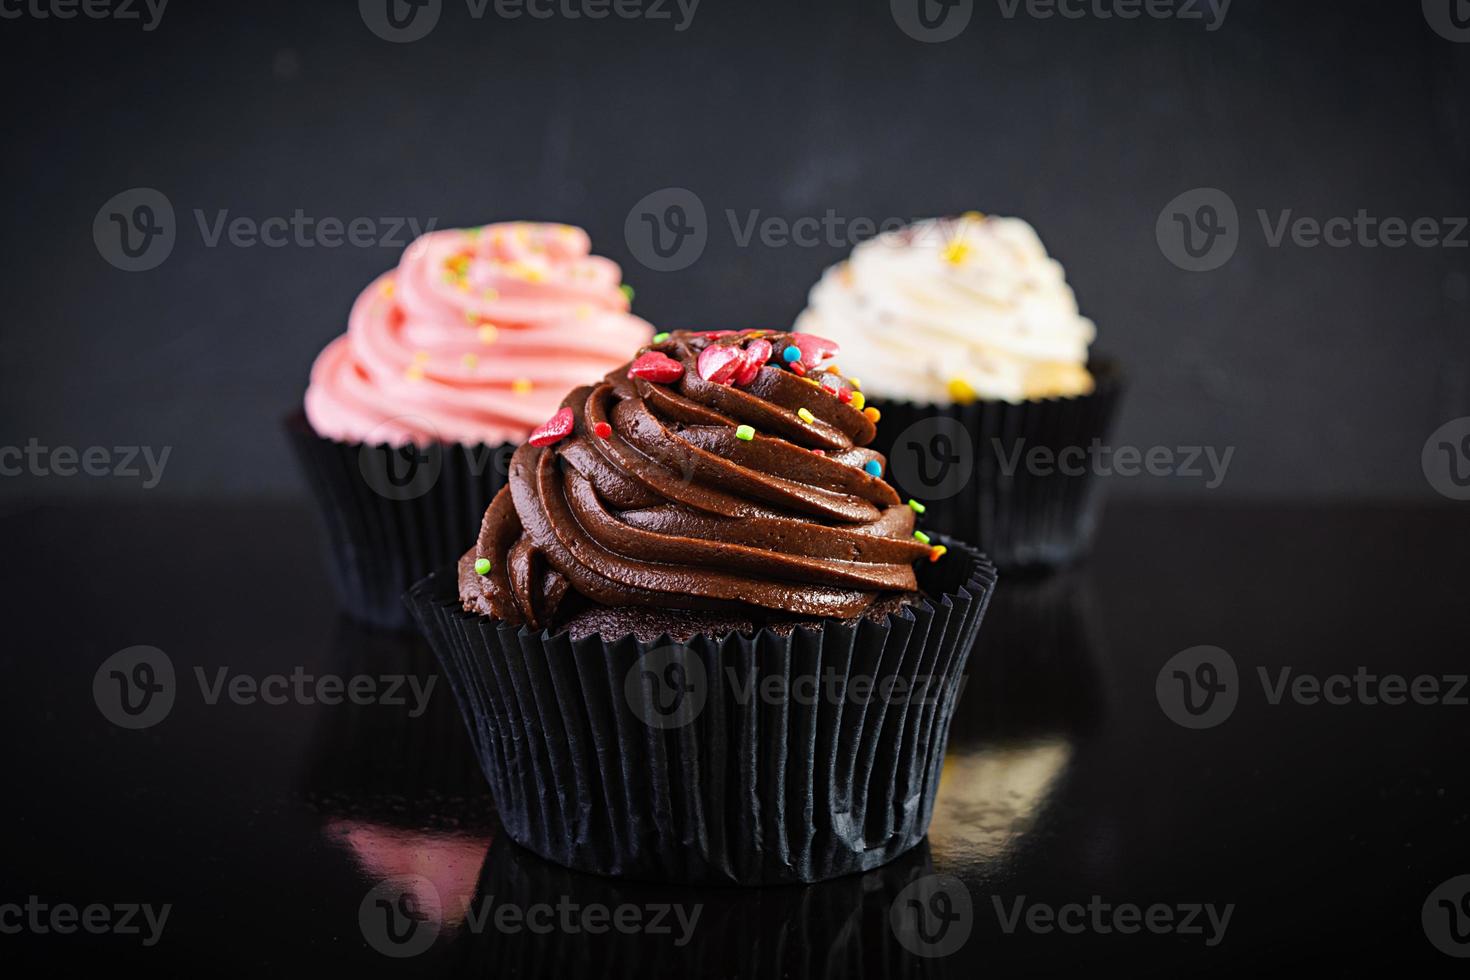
<box><xmin>461</xmin><ymin>353</ymin><xmax>479</xmax><ymax>369</ymax></box>
<box><xmin>947</xmin><ymin>378</ymin><xmax>978</xmax><ymax>404</ymax></box>
<box><xmin>483</xmin><ymin>288</ymin><xmax>499</xmax><ymax>302</ymax></box>
<box><xmin>849</xmin><ymin>391</ymin><xmax>866</xmax><ymax>411</ymax></box>
<box><xmin>576</xmin><ymin>304</ymin><xmax>593</xmax><ymax>320</ymax></box>
<box><xmin>404</xmin><ymin>365</ymin><xmax>425</xmax><ymax>382</ymax></box>
<box><xmin>941</xmin><ymin>240</ymin><xmax>972</xmax><ymax>265</ymax></box>
<box><xmin>511</xmin><ymin>378</ymin><xmax>533</xmax><ymax>395</ymax></box>
<box><xmin>848</xmin><ymin>377</ymin><xmax>861</xmax><ymax>390</ymax></box>
<box><xmin>413</xmin><ymin>350</ymin><xmax>430</xmax><ymax>363</ymax></box>
<box><xmin>797</xmin><ymin>407</ymin><xmax>816</xmax><ymax>424</ymax></box>
<box><xmin>380</xmin><ymin>280</ymin><xmax>395</xmax><ymax>298</ymax></box>
<box><xmin>863</xmin><ymin>407</ymin><xmax>881</xmax><ymax>423</ymax></box>
<box><xmin>963</xmin><ymin>210</ymin><xmax>985</xmax><ymax>222</ymax></box>
<box><xmin>478</xmin><ymin>324</ymin><xmax>499</xmax><ymax>344</ymax></box>
<box><xmin>525</xmin><ymin>268</ymin><xmax>546</xmax><ymax>283</ymax></box>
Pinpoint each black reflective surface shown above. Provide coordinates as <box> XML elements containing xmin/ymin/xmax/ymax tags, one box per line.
<box><xmin>4</xmin><ymin>500</ymin><xmax>1468</xmax><ymax>974</ymax></box>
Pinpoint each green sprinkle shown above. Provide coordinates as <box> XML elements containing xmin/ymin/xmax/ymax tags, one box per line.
<box><xmin>735</xmin><ymin>424</ymin><xmax>755</xmax><ymax>441</ymax></box>
<box><xmin>652</xmin><ymin>331</ymin><xmax>671</xmax><ymax>343</ymax></box>
<box><xmin>913</xmin><ymin>531</ymin><xmax>931</xmax><ymax>545</ymax></box>
<box><xmin>908</xmin><ymin>499</ymin><xmax>926</xmax><ymax>514</ymax></box>
<box><xmin>474</xmin><ymin>557</ymin><xmax>492</xmax><ymax>575</ymax></box>
<box><xmin>797</xmin><ymin>407</ymin><xmax>816</xmax><ymax>424</ymax></box>
<box><xmin>621</xmin><ymin>284</ymin><xmax>636</xmax><ymax>302</ymax></box>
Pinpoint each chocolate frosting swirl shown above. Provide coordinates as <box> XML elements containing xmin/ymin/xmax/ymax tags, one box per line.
<box><xmin>459</xmin><ymin>330</ymin><xmax>933</xmax><ymax>630</ymax></box>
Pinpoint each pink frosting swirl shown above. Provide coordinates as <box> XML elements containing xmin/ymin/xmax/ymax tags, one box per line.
<box><xmin>305</xmin><ymin>222</ymin><xmax>653</xmax><ymax>446</ymax></box>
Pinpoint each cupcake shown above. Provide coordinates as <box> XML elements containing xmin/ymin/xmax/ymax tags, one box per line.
<box><xmin>797</xmin><ymin>214</ymin><xmax>1124</xmax><ymax>570</ymax></box>
<box><xmin>409</xmin><ymin>329</ymin><xmax>998</xmax><ymax>885</ymax></box>
<box><xmin>287</xmin><ymin>222</ymin><xmax>652</xmax><ymax>628</ymax></box>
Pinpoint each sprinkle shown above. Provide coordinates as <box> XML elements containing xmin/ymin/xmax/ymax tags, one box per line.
<box><xmin>576</xmin><ymin>304</ymin><xmax>593</xmax><ymax>320</ymax></box>
<box><xmin>947</xmin><ymin>378</ymin><xmax>977</xmax><ymax>404</ymax></box>
<box><xmin>627</xmin><ymin>351</ymin><xmax>685</xmax><ymax>383</ymax></box>
<box><xmin>381</xmin><ymin>281</ymin><xmax>395</xmax><ymax>298</ymax></box>
<box><xmin>404</xmin><ymin>365</ymin><xmax>425</xmax><ymax>382</ymax></box>
<box><xmin>474</xmin><ymin>557</ymin><xmax>492</xmax><ymax>575</ymax></box>
<box><xmin>461</xmin><ymin>353</ymin><xmax>479</xmax><ymax>369</ymax></box>
<box><xmin>811</xmin><ymin>448</ymin><xmax>825</xmax><ymax>456</ymax></box>
<box><xmin>864</xmin><ymin>460</ymin><xmax>883</xmax><ymax>478</ymax></box>
<box><xmin>478</xmin><ymin>323</ymin><xmax>499</xmax><ymax>344</ymax></box>
<box><xmin>782</xmin><ymin>346</ymin><xmax>801</xmax><ymax>363</ymax></box>
<box><xmin>482</xmin><ymin>288</ymin><xmax>500</xmax><ymax>301</ymax></box>
<box><xmin>850</xmin><ymin>391</ymin><xmax>866</xmax><ymax>411</ymax></box>
<box><xmin>621</xmin><ymin>284</ymin><xmax>636</xmax><ymax>302</ymax></box>
<box><xmin>512</xmin><ymin>378</ymin><xmax>533</xmax><ymax>395</ymax></box>
<box><xmin>914</xmin><ymin>530</ymin><xmax>931</xmax><ymax>545</ymax></box>
<box><xmin>837</xmin><ymin>388</ymin><xmax>852</xmax><ymax>404</ymax></box>
<box><xmin>652</xmin><ymin>331</ymin><xmax>671</xmax><ymax>343</ymax></box>
<box><xmin>735</xmin><ymin>424</ymin><xmax>755</xmax><ymax>441</ymax></box>
<box><xmin>907</xmin><ymin>499</ymin><xmax>926</xmax><ymax>514</ymax></box>
<box><xmin>594</xmin><ymin>421</ymin><xmax>613</xmax><ymax>439</ymax></box>
<box><xmin>942</xmin><ymin>240</ymin><xmax>972</xmax><ymax>265</ymax></box>
<box><xmin>863</xmin><ymin>407</ymin><xmax>881</xmax><ymax>423</ymax></box>
<box><xmin>413</xmin><ymin>350</ymin><xmax>431</xmax><ymax>363</ymax></box>
<box><xmin>529</xmin><ymin>407</ymin><xmax>575</xmax><ymax>447</ymax></box>
<box><xmin>790</xmin><ymin>361</ymin><xmax>808</xmax><ymax>377</ymax></box>
<box><xmin>849</xmin><ymin>377</ymin><xmax>861</xmax><ymax>390</ymax></box>
<box><xmin>928</xmin><ymin>545</ymin><xmax>948</xmax><ymax>563</ymax></box>
<box><xmin>797</xmin><ymin>407</ymin><xmax>816</xmax><ymax>424</ymax></box>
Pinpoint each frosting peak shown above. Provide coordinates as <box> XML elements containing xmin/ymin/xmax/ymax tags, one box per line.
<box><xmin>305</xmin><ymin>222</ymin><xmax>652</xmax><ymax>446</ymax></box>
<box><xmin>796</xmin><ymin>214</ymin><xmax>1096</xmax><ymax>404</ymax></box>
<box><xmin>460</xmin><ymin>330</ymin><xmax>934</xmax><ymax>631</ymax></box>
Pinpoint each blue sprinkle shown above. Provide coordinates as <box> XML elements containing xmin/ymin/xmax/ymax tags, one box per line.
<box><xmin>864</xmin><ymin>460</ymin><xmax>882</xmax><ymax>477</ymax></box>
<box><xmin>782</xmin><ymin>346</ymin><xmax>801</xmax><ymax>363</ymax></box>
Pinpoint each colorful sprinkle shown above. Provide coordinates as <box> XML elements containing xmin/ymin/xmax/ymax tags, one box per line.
<box><xmin>863</xmin><ymin>407</ymin><xmax>881</xmax><ymax>424</ymax></box>
<box><xmin>474</xmin><ymin>557</ymin><xmax>492</xmax><ymax>575</ymax></box>
<box><xmin>404</xmin><ymin>365</ymin><xmax>425</xmax><ymax>382</ymax></box>
<box><xmin>849</xmin><ymin>377</ymin><xmax>861</xmax><ymax>391</ymax></box>
<box><xmin>528</xmin><ymin>406</ymin><xmax>575</xmax><ymax>447</ymax></box>
<box><xmin>908</xmin><ymin>499</ymin><xmax>926</xmax><ymax>514</ymax></box>
<box><xmin>947</xmin><ymin>378</ymin><xmax>977</xmax><ymax>404</ymax></box>
<box><xmin>413</xmin><ymin>350</ymin><xmax>431</xmax><ymax>363</ymax></box>
<box><xmin>864</xmin><ymin>460</ymin><xmax>883</xmax><ymax>477</ymax></box>
<box><xmin>782</xmin><ymin>346</ymin><xmax>801</xmax><ymax>363</ymax></box>
<box><xmin>652</xmin><ymin>331</ymin><xmax>671</xmax><ymax>343</ymax></box>
<box><xmin>811</xmin><ymin>448</ymin><xmax>825</xmax><ymax>456</ymax></box>
<box><xmin>593</xmin><ymin>421</ymin><xmax>613</xmax><ymax>439</ymax></box>
<box><xmin>914</xmin><ymin>530</ymin><xmax>931</xmax><ymax>545</ymax></box>
<box><xmin>512</xmin><ymin>378</ymin><xmax>533</xmax><ymax>395</ymax></box>
<box><xmin>837</xmin><ymin>388</ymin><xmax>852</xmax><ymax>404</ymax></box>
<box><xmin>627</xmin><ymin>351</ymin><xmax>686</xmax><ymax>383</ymax></box>
<box><xmin>928</xmin><ymin>545</ymin><xmax>948</xmax><ymax>563</ymax></box>
<box><xmin>797</xmin><ymin>407</ymin><xmax>816</xmax><ymax>424</ymax></box>
<box><xmin>735</xmin><ymin>424</ymin><xmax>755</xmax><ymax>441</ymax></box>
<box><xmin>849</xmin><ymin>391</ymin><xmax>866</xmax><ymax>411</ymax></box>
<box><xmin>461</xmin><ymin>353</ymin><xmax>479</xmax><ymax>369</ymax></box>
<box><xmin>478</xmin><ymin>324</ymin><xmax>499</xmax><ymax>344</ymax></box>
<box><xmin>620</xmin><ymin>284</ymin><xmax>636</xmax><ymax>302</ymax></box>
<box><xmin>576</xmin><ymin>303</ymin><xmax>593</xmax><ymax>320</ymax></box>
<box><xmin>941</xmin><ymin>240</ymin><xmax>972</xmax><ymax>265</ymax></box>
<box><xmin>790</xmin><ymin>361</ymin><xmax>808</xmax><ymax>377</ymax></box>
<box><xmin>697</xmin><ymin>343</ymin><xmax>746</xmax><ymax>385</ymax></box>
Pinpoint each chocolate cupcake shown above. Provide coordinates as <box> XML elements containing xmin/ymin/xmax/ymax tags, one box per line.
<box><xmin>409</xmin><ymin>329</ymin><xmax>997</xmax><ymax>885</ymax></box>
<box><xmin>797</xmin><ymin>214</ymin><xmax>1124</xmax><ymax>570</ymax></box>
<box><xmin>288</xmin><ymin>222</ymin><xmax>652</xmax><ymax>629</ymax></box>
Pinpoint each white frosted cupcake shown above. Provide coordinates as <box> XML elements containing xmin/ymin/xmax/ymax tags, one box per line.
<box><xmin>797</xmin><ymin>214</ymin><xmax>1122</xmax><ymax>570</ymax></box>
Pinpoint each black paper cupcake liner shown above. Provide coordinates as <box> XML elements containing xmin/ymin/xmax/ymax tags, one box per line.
<box><xmin>285</xmin><ymin>411</ymin><xmax>514</xmax><ymax>630</ymax></box>
<box><xmin>449</xmin><ymin>833</ymin><xmax>943</xmax><ymax>978</ymax></box>
<box><xmin>868</xmin><ymin>360</ymin><xmax>1124</xmax><ymax>572</ymax></box>
<box><xmin>407</xmin><ymin>535</ymin><xmax>997</xmax><ymax>886</ymax></box>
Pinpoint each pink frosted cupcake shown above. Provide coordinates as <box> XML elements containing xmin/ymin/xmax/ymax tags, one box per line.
<box><xmin>289</xmin><ymin>221</ymin><xmax>652</xmax><ymax>629</ymax></box>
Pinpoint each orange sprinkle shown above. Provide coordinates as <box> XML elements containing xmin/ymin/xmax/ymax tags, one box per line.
<box><xmin>511</xmin><ymin>378</ymin><xmax>533</xmax><ymax>395</ymax></box>
<box><xmin>863</xmin><ymin>407</ymin><xmax>881</xmax><ymax>423</ymax></box>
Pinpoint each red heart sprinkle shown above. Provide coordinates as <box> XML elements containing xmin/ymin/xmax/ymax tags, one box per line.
<box><xmin>627</xmin><ymin>351</ymin><xmax>685</xmax><ymax>383</ymax></box>
<box><xmin>732</xmin><ymin>339</ymin><xmax>772</xmax><ymax>386</ymax></box>
<box><xmin>696</xmin><ymin>344</ymin><xmax>744</xmax><ymax>385</ymax></box>
<box><xmin>529</xmin><ymin>407</ymin><xmax>574</xmax><ymax>447</ymax></box>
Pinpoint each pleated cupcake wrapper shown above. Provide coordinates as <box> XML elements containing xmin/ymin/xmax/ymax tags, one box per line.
<box><xmin>301</xmin><ymin>617</ymin><xmax>491</xmax><ymax>823</ymax></box>
<box><xmin>451</xmin><ymin>833</ymin><xmax>942</xmax><ymax>978</ymax></box>
<box><xmin>285</xmin><ymin>412</ymin><xmax>514</xmax><ymax>630</ymax></box>
<box><xmin>868</xmin><ymin>361</ymin><xmax>1125</xmax><ymax>572</ymax></box>
<box><xmin>408</xmin><ymin>536</ymin><xmax>997</xmax><ymax>886</ymax></box>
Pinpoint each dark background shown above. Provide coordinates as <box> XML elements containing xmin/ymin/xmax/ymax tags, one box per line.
<box><xmin>2</xmin><ymin>0</ymin><xmax>1468</xmax><ymax>502</ymax></box>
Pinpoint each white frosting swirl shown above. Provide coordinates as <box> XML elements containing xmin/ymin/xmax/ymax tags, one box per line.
<box><xmin>795</xmin><ymin>215</ymin><xmax>1096</xmax><ymax>404</ymax></box>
